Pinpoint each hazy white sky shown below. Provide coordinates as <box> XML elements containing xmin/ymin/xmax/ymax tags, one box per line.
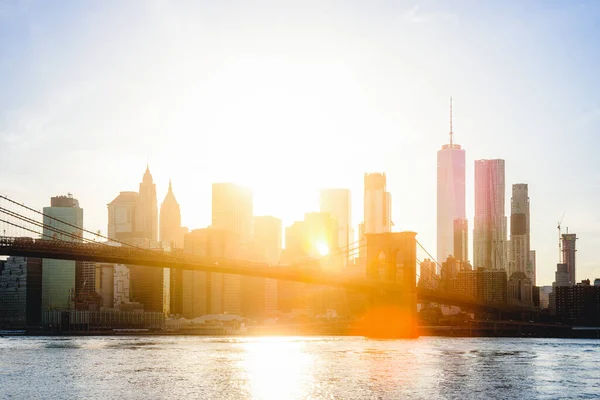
<box><xmin>1</xmin><ymin>0</ymin><xmax>600</xmax><ymax>285</ymax></box>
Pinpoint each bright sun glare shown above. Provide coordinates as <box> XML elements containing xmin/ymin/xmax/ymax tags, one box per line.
<box><xmin>315</xmin><ymin>241</ymin><xmax>329</xmax><ymax>256</ymax></box>
<box><xmin>241</xmin><ymin>338</ymin><xmax>312</xmax><ymax>399</ymax></box>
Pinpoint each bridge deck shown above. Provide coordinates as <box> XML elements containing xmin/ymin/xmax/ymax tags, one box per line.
<box><xmin>0</xmin><ymin>236</ymin><xmax>531</xmax><ymax>313</ymax></box>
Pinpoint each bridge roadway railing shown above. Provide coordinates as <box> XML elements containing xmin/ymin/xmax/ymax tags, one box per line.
<box><xmin>0</xmin><ymin>236</ymin><xmax>533</xmax><ymax>313</ymax></box>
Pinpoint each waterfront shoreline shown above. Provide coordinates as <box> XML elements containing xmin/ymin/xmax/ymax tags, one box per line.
<box><xmin>3</xmin><ymin>326</ymin><xmax>599</xmax><ymax>339</ymax></box>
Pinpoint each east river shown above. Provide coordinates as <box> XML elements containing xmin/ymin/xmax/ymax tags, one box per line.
<box><xmin>1</xmin><ymin>336</ymin><xmax>599</xmax><ymax>399</ymax></box>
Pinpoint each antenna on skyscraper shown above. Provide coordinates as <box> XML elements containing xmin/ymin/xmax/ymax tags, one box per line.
<box><xmin>449</xmin><ymin>96</ymin><xmax>453</xmax><ymax>146</ymax></box>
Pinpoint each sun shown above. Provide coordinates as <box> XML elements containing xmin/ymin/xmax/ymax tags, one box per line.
<box><xmin>315</xmin><ymin>241</ymin><xmax>329</xmax><ymax>256</ymax></box>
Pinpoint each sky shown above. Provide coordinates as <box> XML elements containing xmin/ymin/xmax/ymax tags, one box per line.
<box><xmin>1</xmin><ymin>0</ymin><xmax>600</xmax><ymax>285</ymax></box>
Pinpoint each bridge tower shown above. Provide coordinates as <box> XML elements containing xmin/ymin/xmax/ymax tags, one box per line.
<box><xmin>361</xmin><ymin>231</ymin><xmax>418</xmax><ymax>338</ymax></box>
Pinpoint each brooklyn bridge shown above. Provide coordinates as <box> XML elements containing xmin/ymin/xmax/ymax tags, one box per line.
<box><xmin>0</xmin><ymin>194</ymin><xmax>535</xmax><ymax>338</ymax></box>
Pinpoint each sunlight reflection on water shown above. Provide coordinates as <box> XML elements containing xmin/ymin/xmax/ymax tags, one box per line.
<box><xmin>239</xmin><ymin>337</ymin><xmax>313</xmax><ymax>399</ymax></box>
<box><xmin>1</xmin><ymin>336</ymin><xmax>599</xmax><ymax>399</ymax></box>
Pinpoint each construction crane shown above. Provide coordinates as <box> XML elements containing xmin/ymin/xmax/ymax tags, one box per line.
<box><xmin>557</xmin><ymin>212</ymin><xmax>565</xmax><ymax>263</ymax></box>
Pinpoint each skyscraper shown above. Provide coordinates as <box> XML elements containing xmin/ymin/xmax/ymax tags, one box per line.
<box><xmin>212</xmin><ymin>183</ymin><xmax>253</xmax><ymax>245</ymax></box>
<box><xmin>137</xmin><ymin>165</ymin><xmax>158</xmax><ymax>244</ymax></box>
<box><xmin>473</xmin><ymin>159</ymin><xmax>507</xmax><ymax>270</ymax></box>
<box><xmin>159</xmin><ymin>179</ymin><xmax>184</xmax><ymax>315</ymax></box>
<box><xmin>363</xmin><ymin>173</ymin><xmax>391</xmax><ymax>234</ymax></box>
<box><xmin>107</xmin><ymin>191</ymin><xmax>139</xmax><ymax>243</ymax></box>
<box><xmin>130</xmin><ymin>167</ymin><xmax>168</xmax><ymax>313</ymax></box>
<box><xmin>253</xmin><ymin>216</ymin><xmax>282</xmax><ymax>264</ymax></box>
<box><xmin>242</xmin><ymin>216</ymin><xmax>282</xmax><ymax>318</ymax></box>
<box><xmin>159</xmin><ymin>180</ymin><xmax>183</xmax><ymax>250</ymax></box>
<box><xmin>297</xmin><ymin>212</ymin><xmax>339</xmax><ymax>260</ymax></box>
<box><xmin>278</xmin><ymin>212</ymin><xmax>339</xmax><ymax>313</ymax></box>
<box><xmin>210</xmin><ymin>183</ymin><xmax>254</xmax><ymax>315</ymax></box>
<box><xmin>182</xmin><ymin>227</ymin><xmax>239</xmax><ymax>317</ymax></box>
<box><xmin>320</xmin><ymin>189</ymin><xmax>352</xmax><ymax>266</ymax></box>
<box><xmin>529</xmin><ymin>250</ymin><xmax>537</xmax><ymax>286</ymax></box>
<box><xmin>437</xmin><ymin>99</ymin><xmax>466</xmax><ymax>266</ymax></box>
<box><xmin>0</xmin><ymin>256</ymin><xmax>42</xmax><ymax>328</ymax></box>
<box><xmin>453</xmin><ymin>218</ymin><xmax>469</xmax><ymax>267</ymax></box>
<box><xmin>510</xmin><ymin>184</ymin><xmax>530</xmax><ymax>279</ymax></box>
<box><xmin>42</xmin><ymin>194</ymin><xmax>84</xmax><ymax>310</ymax></box>
<box><xmin>418</xmin><ymin>258</ymin><xmax>437</xmax><ymax>289</ymax></box>
<box><xmin>106</xmin><ymin>192</ymin><xmax>138</xmax><ymax>307</ymax></box>
<box><xmin>96</xmin><ymin>261</ymin><xmax>115</xmax><ymax>308</ymax></box>
<box><xmin>108</xmin><ymin>167</ymin><xmax>168</xmax><ymax>314</ymax></box>
<box><xmin>561</xmin><ymin>233</ymin><xmax>577</xmax><ymax>285</ymax></box>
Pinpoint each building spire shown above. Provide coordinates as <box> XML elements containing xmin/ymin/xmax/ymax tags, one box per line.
<box><xmin>449</xmin><ymin>96</ymin><xmax>453</xmax><ymax>146</ymax></box>
<box><xmin>142</xmin><ymin>162</ymin><xmax>153</xmax><ymax>184</ymax></box>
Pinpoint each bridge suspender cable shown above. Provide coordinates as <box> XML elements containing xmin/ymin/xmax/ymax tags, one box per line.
<box><xmin>415</xmin><ymin>239</ymin><xmax>458</xmax><ymax>292</ymax></box>
<box><xmin>0</xmin><ymin>194</ymin><xmax>149</xmax><ymax>250</ymax></box>
<box><xmin>0</xmin><ymin>218</ymin><xmax>56</xmax><ymax>240</ymax></box>
<box><xmin>0</xmin><ymin>204</ymin><xmax>134</xmax><ymax>248</ymax></box>
<box><xmin>0</xmin><ymin>207</ymin><xmax>93</xmax><ymax>244</ymax></box>
<box><xmin>415</xmin><ymin>239</ymin><xmax>445</xmax><ymax>275</ymax></box>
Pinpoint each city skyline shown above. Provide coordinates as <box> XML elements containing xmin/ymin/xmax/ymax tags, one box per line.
<box><xmin>0</xmin><ymin>135</ymin><xmax>594</xmax><ymax>288</ymax></box>
<box><xmin>3</xmin><ymin>3</ymin><xmax>600</xmax><ymax>398</ymax></box>
<box><xmin>0</xmin><ymin>134</ymin><xmax>595</xmax><ymax>288</ymax></box>
<box><xmin>2</xmin><ymin>1</ymin><xmax>600</xmax><ymax>286</ymax></box>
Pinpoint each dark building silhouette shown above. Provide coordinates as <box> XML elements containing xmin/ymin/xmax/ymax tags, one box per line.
<box><xmin>555</xmin><ymin>280</ymin><xmax>600</xmax><ymax>325</ymax></box>
<box><xmin>549</xmin><ymin>263</ymin><xmax>572</xmax><ymax>312</ymax></box>
<box><xmin>561</xmin><ymin>233</ymin><xmax>577</xmax><ymax>286</ymax></box>
<box><xmin>453</xmin><ymin>268</ymin><xmax>507</xmax><ymax>304</ymax></box>
<box><xmin>532</xmin><ymin>286</ymin><xmax>540</xmax><ymax>307</ymax></box>
<box><xmin>441</xmin><ymin>256</ymin><xmax>459</xmax><ymax>291</ymax></box>
<box><xmin>507</xmin><ymin>272</ymin><xmax>532</xmax><ymax>306</ymax></box>
<box><xmin>0</xmin><ymin>256</ymin><xmax>43</xmax><ymax>328</ymax></box>
<box><xmin>75</xmin><ymin>261</ymin><xmax>96</xmax><ymax>295</ymax></box>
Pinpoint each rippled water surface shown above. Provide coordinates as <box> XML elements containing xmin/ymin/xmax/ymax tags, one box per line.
<box><xmin>1</xmin><ymin>336</ymin><xmax>599</xmax><ymax>399</ymax></box>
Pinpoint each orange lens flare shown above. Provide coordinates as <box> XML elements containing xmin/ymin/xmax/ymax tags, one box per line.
<box><xmin>352</xmin><ymin>306</ymin><xmax>419</xmax><ymax>339</ymax></box>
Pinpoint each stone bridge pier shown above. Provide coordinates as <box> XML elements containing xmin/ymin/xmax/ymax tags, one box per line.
<box><xmin>362</xmin><ymin>231</ymin><xmax>418</xmax><ymax>338</ymax></box>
